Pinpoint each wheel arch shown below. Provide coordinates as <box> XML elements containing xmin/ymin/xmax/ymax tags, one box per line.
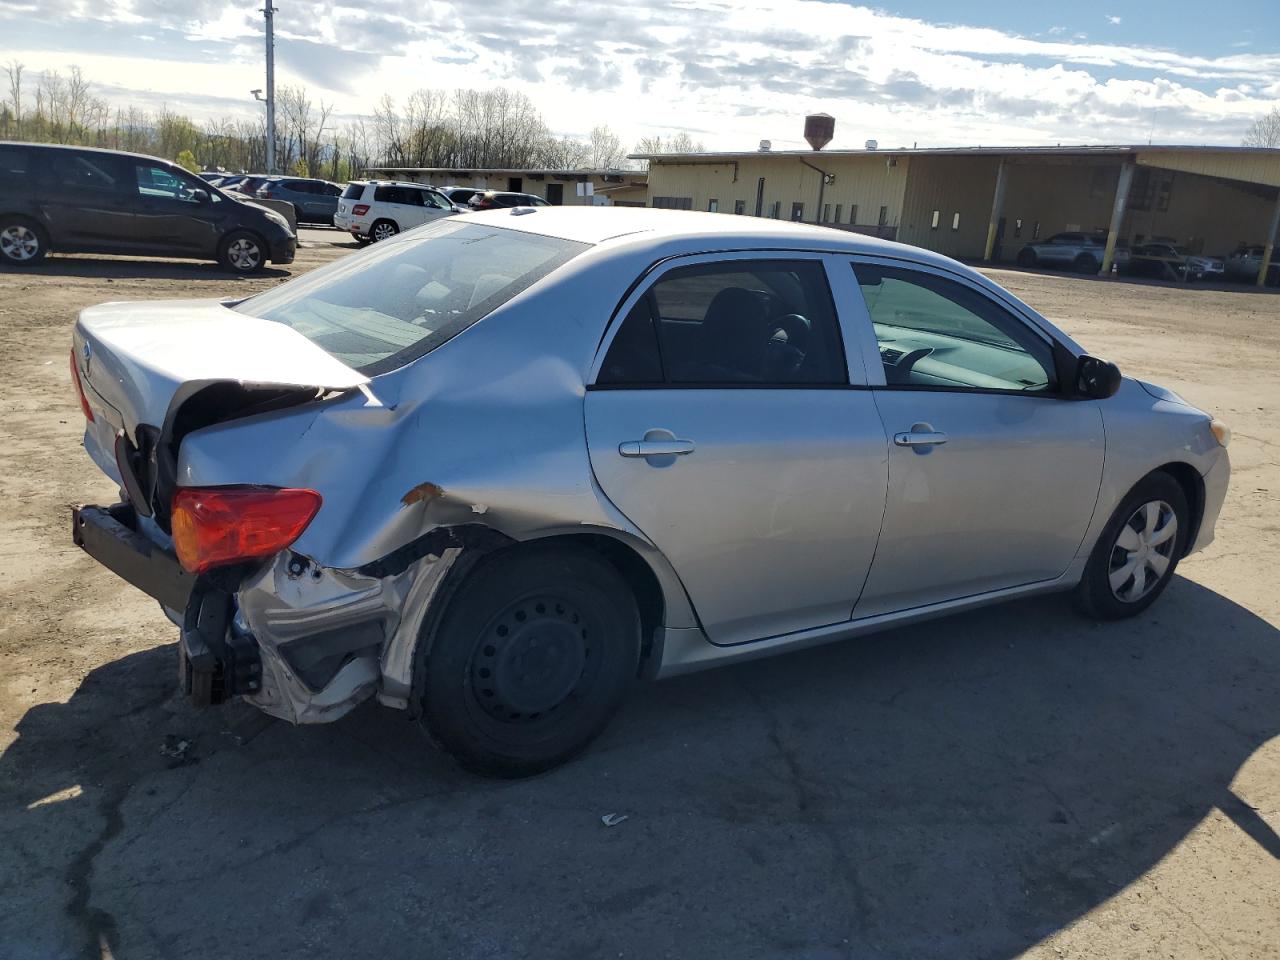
<box><xmin>1151</xmin><ymin>461</ymin><xmax>1205</xmax><ymax>553</ymax></box>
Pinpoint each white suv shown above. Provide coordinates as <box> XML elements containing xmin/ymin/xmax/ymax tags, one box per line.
<box><xmin>335</xmin><ymin>181</ymin><xmax>458</xmax><ymax>244</ymax></box>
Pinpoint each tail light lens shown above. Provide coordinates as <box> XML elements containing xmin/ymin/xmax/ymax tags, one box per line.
<box><xmin>352</xmin><ymin>204</ymin><xmax>370</xmax><ymax>216</ymax></box>
<box><xmin>69</xmin><ymin>348</ymin><xmax>94</xmax><ymax>422</ymax></box>
<box><xmin>171</xmin><ymin>486</ymin><xmax>321</xmax><ymax>574</ymax></box>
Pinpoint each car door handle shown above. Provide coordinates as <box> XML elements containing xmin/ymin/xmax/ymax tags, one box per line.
<box><xmin>619</xmin><ymin>439</ymin><xmax>695</xmax><ymax>457</ymax></box>
<box><xmin>893</xmin><ymin>430</ymin><xmax>948</xmax><ymax>447</ymax></box>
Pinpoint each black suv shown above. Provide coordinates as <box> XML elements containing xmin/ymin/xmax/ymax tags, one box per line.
<box><xmin>0</xmin><ymin>142</ymin><xmax>296</xmax><ymax>273</ymax></box>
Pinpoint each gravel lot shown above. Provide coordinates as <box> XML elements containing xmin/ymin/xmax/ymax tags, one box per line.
<box><xmin>1</xmin><ymin>232</ymin><xmax>1277</xmax><ymax>960</ymax></box>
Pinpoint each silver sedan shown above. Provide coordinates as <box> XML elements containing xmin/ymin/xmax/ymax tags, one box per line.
<box><xmin>70</xmin><ymin>209</ymin><xmax>1231</xmax><ymax>776</ymax></box>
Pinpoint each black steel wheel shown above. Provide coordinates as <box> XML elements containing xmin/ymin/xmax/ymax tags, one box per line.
<box><xmin>419</xmin><ymin>545</ymin><xmax>640</xmax><ymax>778</ymax></box>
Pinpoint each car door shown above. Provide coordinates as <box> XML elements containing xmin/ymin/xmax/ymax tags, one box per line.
<box><xmin>416</xmin><ymin>188</ymin><xmax>455</xmax><ymax>224</ymax></box>
<box><xmin>842</xmin><ymin>258</ymin><xmax>1104</xmax><ymax>618</ymax></box>
<box><xmin>41</xmin><ymin>151</ymin><xmax>136</xmax><ymax>251</ymax></box>
<box><xmin>584</xmin><ymin>253</ymin><xmax>889</xmax><ymax>645</ymax></box>
<box><xmin>131</xmin><ymin>163</ymin><xmax>220</xmax><ymax>255</ymax></box>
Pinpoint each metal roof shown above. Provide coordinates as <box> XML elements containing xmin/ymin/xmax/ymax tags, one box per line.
<box><xmin>630</xmin><ymin>144</ymin><xmax>1280</xmax><ymax>162</ymax></box>
<box><xmin>364</xmin><ymin>166</ymin><xmax>647</xmax><ymax>179</ymax></box>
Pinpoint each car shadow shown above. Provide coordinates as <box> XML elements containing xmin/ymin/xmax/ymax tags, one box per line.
<box><xmin>1</xmin><ymin>575</ymin><xmax>1276</xmax><ymax>959</ymax></box>
<box><xmin>0</xmin><ymin>257</ymin><xmax>292</xmax><ymax>281</ymax></box>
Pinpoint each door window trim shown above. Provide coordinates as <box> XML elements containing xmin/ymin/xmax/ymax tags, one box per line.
<box><xmin>587</xmin><ymin>250</ymin><xmax>871</xmax><ymax>389</ymax></box>
<box><xmin>840</xmin><ymin>254</ymin><xmax>1073</xmax><ymax>396</ymax></box>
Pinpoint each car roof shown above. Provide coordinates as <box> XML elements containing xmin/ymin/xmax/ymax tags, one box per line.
<box><xmin>0</xmin><ymin>139</ymin><xmax>177</xmax><ymax>168</ymax></box>
<box><xmin>464</xmin><ymin>206</ymin><xmax>979</xmax><ymax>268</ymax></box>
<box><xmin>368</xmin><ymin>179</ymin><xmax>444</xmax><ymax>189</ymax></box>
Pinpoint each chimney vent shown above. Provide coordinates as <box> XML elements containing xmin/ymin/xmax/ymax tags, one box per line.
<box><xmin>758</xmin><ymin>139</ymin><xmax>772</xmax><ymax>152</ymax></box>
<box><xmin>865</xmin><ymin>139</ymin><xmax>878</xmax><ymax>151</ymax></box>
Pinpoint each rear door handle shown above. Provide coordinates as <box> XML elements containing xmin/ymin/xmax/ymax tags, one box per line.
<box><xmin>619</xmin><ymin>439</ymin><xmax>695</xmax><ymax>457</ymax></box>
<box><xmin>893</xmin><ymin>431</ymin><xmax>948</xmax><ymax>447</ymax></box>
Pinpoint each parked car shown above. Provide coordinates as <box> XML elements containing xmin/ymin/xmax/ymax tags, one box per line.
<box><xmin>0</xmin><ymin>142</ymin><xmax>295</xmax><ymax>272</ymax></box>
<box><xmin>1124</xmin><ymin>243</ymin><xmax>1225</xmax><ymax>281</ymax></box>
<box><xmin>468</xmin><ymin>189</ymin><xmax>551</xmax><ymax>211</ymax></box>
<box><xmin>198</xmin><ymin>171</ymin><xmax>227</xmax><ymax>184</ymax></box>
<box><xmin>255</xmin><ymin>177</ymin><xmax>343</xmax><ymax>225</ymax></box>
<box><xmin>1015</xmin><ymin>232</ymin><xmax>1122</xmax><ymax>273</ymax></box>
<box><xmin>70</xmin><ymin>209</ymin><xmax>1230</xmax><ymax>777</ymax></box>
<box><xmin>1224</xmin><ymin>244</ymin><xmax>1279</xmax><ymax>285</ymax></box>
<box><xmin>334</xmin><ymin>180</ymin><xmax>457</xmax><ymax>243</ymax></box>
<box><xmin>439</xmin><ymin>186</ymin><xmax>480</xmax><ymax>206</ymax></box>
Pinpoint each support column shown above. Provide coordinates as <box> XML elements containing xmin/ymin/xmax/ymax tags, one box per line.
<box><xmin>1257</xmin><ymin>190</ymin><xmax>1280</xmax><ymax>289</ymax></box>
<box><xmin>1100</xmin><ymin>161</ymin><xmax>1135</xmax><ymax>276</ymax></box>
<box><xmin>983</xmin><ymin>159</ymin><xmax>1007</xmax><ymax>262</ymax></box>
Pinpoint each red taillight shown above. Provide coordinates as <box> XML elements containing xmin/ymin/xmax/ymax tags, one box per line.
<box><xmin>352</xmin><ymin>204</ymin><xmax>369</xmax><ymax>216</ymax></box>
<box><xmin>69</xmin><ymin>348</ymin><xmax>94</xmax><ymax>422</ymax></box>
<box><xmin>171</xmin><ymin>486</ymin><xmax>321</xmax><ymax>574</ymax></box>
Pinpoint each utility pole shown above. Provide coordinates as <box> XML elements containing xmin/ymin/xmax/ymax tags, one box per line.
<box><xmin>263</xmin><ymin>4</ymin><xmax>277</xmax><ymax>173</ymax></box>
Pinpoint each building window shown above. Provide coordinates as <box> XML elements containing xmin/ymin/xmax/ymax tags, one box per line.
<box><xmin>652</xmin><ymin>196</ymin><xmax>693</xmax><ymax>210</ymax></box>
<box><xmin>878</xmin><ymin>205</ymin><xmax>888</xmax><ymax>227</ymax></box>
<box><xmin>951</xmin><ymin>212</ymin><xmax>961</xmax><ymax>231</ymax></box>
<box><xmin>708</xmin><ymin>199</ymin><xmax>719</xmax><ymax>212</ymax></box>
<box><xmin>822</xmin><ymin>203</ymin><xmax>831</xmax><ymax>223</ymax></box>
<box><xmin>734</xmin><ymin>199</ymin><xmax>745</xmax><ymax>215</ymax></box>
<box><xmin>834</xmin><ymin>204</ymin><xmax>842</xmax><ymax>223</ymax></box>
<box><xmin>770</xmin><ymin>200</ymin><xmax>781</xmax><ymax>219</ymax></box>
<box><xmin>1014</xmin><ymin>218</ymin><xmax>1023</xmax><ymax>238</ymax></box>
<box><xmin>930</xmin><ymin>210</ymin><xmax>940</xmax><ymax>230</ymax></box>
<box><xmin>850</xmin><ymin>204</ymin><xmax>858</xmax><ymax>225</ymax></box>
<box><xmin>790</xmin><ymin>202</ymin><xmax>804</xmax><ymax>222</ymax></box>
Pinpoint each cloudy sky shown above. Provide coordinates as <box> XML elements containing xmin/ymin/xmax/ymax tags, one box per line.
<box><xmin>3</xmin><ymin>0</ymin><xmax>1278</xmax><ymax>150</ymax></box>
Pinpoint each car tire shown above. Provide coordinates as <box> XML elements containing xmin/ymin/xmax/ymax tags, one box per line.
<box><xmin>1073</xmin><ymin>471</ymin><xmax>1190</xmax><ymax>621</ymax></box>
<box><xmin>352</xmin><ymin>234</ymin><xmax>372</xmax><ymax>247</ymax></box>
<box><xmin>0</xmin><ymin>216</ymin><xmax>49</xmax><ymax>267</ymax></box>
<box><xmin>370</xmin><ymin>219</ymin><xmax>399</xmax><ymax>242</ymax></box>
<box><xmin>1016</xmin><ymin>248</ymin><xmax>1037</xmax><ymax>268</ymax></box>
<box><xmin>1074</xmin><ymin>252</ymin><xmax>1099</xmax><ymax>274</ymax></box>
<box><xmin>218</xmin><ymin>230</ymin><xmax>267</xmax><ymax>274</ymax></box>
<box><xmin>419</xmin><ymin>545</ymin><xmax>641</xmax><ymax>778</ymax></box>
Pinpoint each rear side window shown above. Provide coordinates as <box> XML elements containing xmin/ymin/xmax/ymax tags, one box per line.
<box><xmin>341</xmin><ymin>182</ymin><xmax>365</xmax><ymax>199</ymax></box>
<box><xmin>375</xmin><ymin>185</ymin><xmax>421</xmax><ymax>205</ymax></box>
<box><xmin>237</xmin><ymin>219</ymin><xmax>588</xmax><ymax>374</ymax></box>
<box><xmin>599</xmin><ymin>260</ymin><xmax>846</xmax><ymax>386</ymax></box>
<box><xmin>0</xmin><ymin>146</ymin><xmax>30</xmax><ymax>187</ymax></box>
<box><xmin>51</xmin><ymin>153</ymin><xmax>128</xmax><ymax>193</ymax></box>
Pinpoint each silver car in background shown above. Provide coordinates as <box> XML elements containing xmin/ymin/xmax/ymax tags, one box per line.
<box><xmin>69</xmin><ymin>209</ymin><xmax>1230</xmax><ymax>777</ymax></box>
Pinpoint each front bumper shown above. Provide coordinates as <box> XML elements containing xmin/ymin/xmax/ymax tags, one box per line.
<box><xmin>72</xmin><ymin>503</ymin><xmax>262</xmax><ymax>707</ymax></box>
<box><xmin>1190</xmin><ymin>453</ymin><xmax>1230</xmax><ymax>554</ymax></box>
<box><xmin>269</xmin><ymin>236</ymin><xmax>297</xmax><ymax>265</ymax></box>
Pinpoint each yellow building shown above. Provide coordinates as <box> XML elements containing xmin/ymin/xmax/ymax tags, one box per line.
<box><xmin>363</xmin><ymin>166</ymin><xmax>648</xmax><ymax>207</ymax></box>
<box><xmin>637</xmin><ymin>145</ymin><xmax>1280</xmax><ymax>280</ymax></box>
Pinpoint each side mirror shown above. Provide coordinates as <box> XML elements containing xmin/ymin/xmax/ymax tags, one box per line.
<box><xmin>191</xmin><ymin>188</ymin><xmax>210</xmax><ymax>205</ymax></box>
<box><xmin>1076</xmin><ymin>355</ymin><xmax>1122</xmax><ymax>399</ymax></box>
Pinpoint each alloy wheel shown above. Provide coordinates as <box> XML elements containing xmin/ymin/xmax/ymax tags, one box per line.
<box><xmin>0</xmin><ymin>224</ymin><xmax>40</xmax><ymax>262</ymax></box>
<box><xmin>372</xmin><ymin>222</ymin><xmax>397</xmax><ymax>241</ymax></box>
<box><xmin>227</xmin><ymin>237</ymin><xmax>261</xmax><ymax>271</ymax></box>
<box><xmin>1108</xmin><ymin>500</ymin><xmax>1178</xmax><ymax>602</ymax></box>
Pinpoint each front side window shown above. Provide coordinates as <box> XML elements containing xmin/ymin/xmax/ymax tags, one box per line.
<box><xmin>135</xmin><ymin>165</ymin><xmax>205</xmax><ymax>203</ymax></box>
<box><xmin>853</xmin><ymin>264</ymin><xmax>1054</xmax><ymax>393</ymax></box>
<box><xmin>421</xmin><ymin>189</ymin><xmax>453</xmax><ymax>210</ymax></box>
<box><xmin>236</xmin><ymin>219</ymin><xmax>588</xmax><ymax>373</ymax></box>
<box><xmin>599</xmin><ymin>260</ymin><xmax>846</xmax><ymax>386</ymax></box>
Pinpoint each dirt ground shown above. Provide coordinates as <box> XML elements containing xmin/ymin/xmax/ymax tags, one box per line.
<box><xmin>0</xmin><ymin>233</ymin><xmax>1277</xmax><ymax>960</ymax></box>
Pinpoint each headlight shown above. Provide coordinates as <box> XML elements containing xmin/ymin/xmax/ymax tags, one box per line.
<box><xmin>264</xmin><ymin>210</ymin><xmax>289</xmax><ymax>228</ymax></box>
<box><xmin>1210</xmin><ymin>419</ymin><xmax>1231</xmax><ymax>448</ymax></box>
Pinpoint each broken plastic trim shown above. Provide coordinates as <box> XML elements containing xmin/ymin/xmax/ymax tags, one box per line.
<box><xmin>356</xmin><ymin>523</ymin><xmax>514</xmax><ymax>579</ymax></box>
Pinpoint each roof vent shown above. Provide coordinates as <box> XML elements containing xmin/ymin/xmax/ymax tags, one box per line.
<box><xmin>865</xmin><ymin>139</ymin><xmax>878</xmax><ymax>151</ymax></box>
<box><xmin>804</xmin><ymin>113</ymin><xmax>835</xmax><ymax>151</ymax></box>
<box><xmin>759</xmin><ymin>139</ymin><xmax>772</xmax><ymax>152</ymax></box>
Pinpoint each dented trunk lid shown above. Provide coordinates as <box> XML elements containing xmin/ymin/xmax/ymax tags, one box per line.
<box><xmin>72</xmin><ymin>298</ymin><xmax>369</xmax><ymax>517</ymax></box>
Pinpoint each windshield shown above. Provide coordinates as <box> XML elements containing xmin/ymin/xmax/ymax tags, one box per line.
<box><xmin>235</xmin><ymin>219</ymin><xmax>588</xmax><ymax>374</ymax></box>
<box><xmin>341</xmin><ymin>182</ymin><xmax>365</xmax><ymax>199</ymax></box>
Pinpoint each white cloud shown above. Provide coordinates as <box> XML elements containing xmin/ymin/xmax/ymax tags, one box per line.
<box><xmin>3</xmin><ymin>0</ymin><xmax>1278</xmax><ymax>149</ymax></box>
<box><xmin>1107</xmin><ymin>15</ymin><xmax>1123</xmax><ymax>25</ymax></box>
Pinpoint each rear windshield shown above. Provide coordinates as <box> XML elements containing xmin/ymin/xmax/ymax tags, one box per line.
<box><xmin>235</xmin><ymin>219</ymin><xmax>588</xmax><ymax>374</ymax></box>
<box><xmin>341</xmin><ymin>182</ymin><xmax>365</xmax><ymax>199</ymax></box>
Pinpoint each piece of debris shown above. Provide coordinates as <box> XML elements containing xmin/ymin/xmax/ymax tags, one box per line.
<box><xmin>159</xmin><ymin>735</ymin><xmax>195</xmax><ymax>765</ymax></box>
<box><xmin>600</xmin><ymin>813</ymin><xmax>628</xmax><ymax>827</ymax></box>
<box><xmin>401</xmin><ymin>481</ymin><xmax>444</xmax><ymax>507</ymax></box>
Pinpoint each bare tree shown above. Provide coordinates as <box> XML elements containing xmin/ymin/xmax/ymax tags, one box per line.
<box><xmin>1243</xmin><ymin>108</ymin><xmax>1280</xmax><ymax>148</ymax></box>
<box><xmin>5</xmin><ymin>60</ymin><xmax>23</xmax><ymax>137</ymax></box>
<box><xmin>587</xmin><ymin>124</ymin><xmax>624</xmax><ymax>169</ymax></box>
